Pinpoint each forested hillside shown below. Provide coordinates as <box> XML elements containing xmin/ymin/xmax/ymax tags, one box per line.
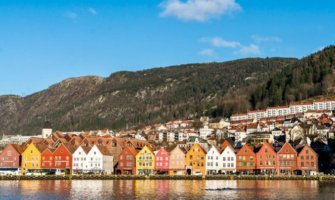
<box><xmin>0</xmin><ymin>58</ymin><xmax>295</xmax><ymax>134</ymax></box>
<box><xmin>251</xmin><ymin>46</ymin><xmax>335</xmax><ymax>109</ymax></box>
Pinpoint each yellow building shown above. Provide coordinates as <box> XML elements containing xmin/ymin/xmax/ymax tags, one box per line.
<box><xmin>185</xmin><ymin>143</ymin><xmax>206</xmax><ymax>175</ymax></box>
<box><xmin>135</xmin><ymin>146</ymin><xmax>155</xmax><ymax>175</ymax></box>
<box><xmin>21</xmin><ymin>143</ymin><xmax>47</xmax><ymax>174</ymax></box>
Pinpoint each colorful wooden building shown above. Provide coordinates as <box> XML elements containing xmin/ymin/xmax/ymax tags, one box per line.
<box><xmin>220</xmin><ymin>140</ymin><xmax>236</xmax><ymax>174</ymax></box>
<box><xmin>155</xmin><ymin>147</ymin><xmax>170</xmax><ymax>174</ymax></box>
<box><xmin>185</xmin><ymin>143</ymin><xmax>206</xmax><ymax>175</ymax></box>
<box><xmin>206</xmin><ymin>146</ymin><xmax>221</xmax><ymax>175</ymax></box>
<box><xmin>22</xmin><ymin>143</ymin><xmax>47</xmax><ymax>174</ymax></box>
<box><xmin>277</xmin><ymin>142</ymin><xmax>297</xmax><ymax>175</ymax></box>
<box><xmin>256</xmin><ymin>142</ymin><xmax>277</xmax><ymax>175</ymax></box>
<box><xmin>236</xmin><ymin>144</ymin><xmax>256</xmax><ymax>174</ymax></box>
<box><xmin>117</xmin><ymin>146</ymin><xmax>137</xmax><ymax>175</ymax></box>
<box><xmin>53</xmin><ymin>143</ymin><xmax>75</xmax><ymax>173</ymax></box>
<box><xmin>0</xmin><ymin>144</ymin><xmax>24</xmax><ymax>169</ymax></box>
<box><xmin>297</xmin><ymin>145</ymin><xmax>318</xmax><ymax>175</ymax></box>
<box><xmin>41</xmin><ymin>148</ymin><xmax>54</xmax><ymax>169</ymax></box>
<box><xmin>168</xmin><ymin>146</ymin><xmax>186</xmax><ymax>176</ymax></box>
<box><xmin>135</xmin><ymin>146</ymin><xmax>155</xmax><ymax>175</ymax></box>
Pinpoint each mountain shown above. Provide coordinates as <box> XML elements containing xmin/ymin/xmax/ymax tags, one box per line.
<box><xmin>0</xmin><ymin>58</ymin><xmax>296</xmax><ymax>135</ymax></box>
<box><xmin>251</xmin><ymin>46</ymin><xmax>335</xmax><ymax>109</ymax></box>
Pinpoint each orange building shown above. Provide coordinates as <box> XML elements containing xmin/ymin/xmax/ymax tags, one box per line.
<box><xmin>185</xmin><ymin>143</ymin><xmax>206</xmax><ymax>175</ymax></box>
<box><xmin>277</xmin><ymin>142</ymin><xmax>297</xmax><ymax>175</ymax></box>
<box><xmin>297</xmin><ymin>145</ymin><xmax>318</xmax><ymax>175</ymax></box>
<box><xmin>236</xmin><ymin>144</ymin><xmax>256</xmax><ymax>174</ymax></box>
<box><xmin>256</xmin><ymin>142</ymin><xmax>277</xmax><ymax>175</ymax></box>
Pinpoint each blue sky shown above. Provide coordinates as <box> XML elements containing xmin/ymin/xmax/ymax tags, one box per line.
<box><xmin>0</xmin><ymin>0</ymin><xmax>334</xmax><ymax>95</ymax></box>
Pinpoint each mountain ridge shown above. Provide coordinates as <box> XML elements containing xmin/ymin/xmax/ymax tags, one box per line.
<box><xmin>1</xmin><ymin>53</ymin><xmax>330</xmax><ymax>135</ymax></box>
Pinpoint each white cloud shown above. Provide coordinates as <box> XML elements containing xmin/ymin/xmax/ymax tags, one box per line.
<box><xmin>65</xmin><ymin>11</ymin><xmax>78</xmax><ymax>20</ymax></box>
<box><xmin>201</xmin><ymin>37</ymin><xmax>240</xmax><ymax>48</ymax></box>
<box><xmin>88</xmin><ymin>8</ymin><xmax>97</xmax><ymax>16</ymax></box>
<box><xmin>234</xmin><ymin>44</ymin><xmax>261</xmax><ymax>55</ymax></box>
<box><xmin>252</xmin><ymin>35</ymin><xmax>281</xmax><ymax>43</ymax></box>
<box><xmin>200</xmin><ymin>49</ymin><xmax>215</xmax><ymax>56</ymax></box>
<box><xmin>210</xmin><ymin>37</ymin><xmax>240</xmax><ymax>48</ymax></box>
<box><xmin>160</xmin><ymin>0</ymin><xmax>241</xmax><ymax>22</ymax></box>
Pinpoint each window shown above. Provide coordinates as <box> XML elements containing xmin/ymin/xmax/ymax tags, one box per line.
<box><xmin>301</xmin><ymin>156</ymin><xmax>304</xmax><ymax>160</ymax></box>
<box><xmin>301</xmin><ymin>162</ymin><xmax>304</xmax><ymax>167</ymax></box>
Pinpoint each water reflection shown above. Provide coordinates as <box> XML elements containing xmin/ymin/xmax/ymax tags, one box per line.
<box><xmin>0</xmin><ymin>180</ymin><xmax>332</xmax><ymax>200</ymax></box>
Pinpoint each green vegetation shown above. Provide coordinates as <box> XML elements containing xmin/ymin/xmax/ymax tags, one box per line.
<box><xmin>2</xmin><ymin>46</ymin><xmax>335</xmax><ymax>134</ymax></box>
<box><xmin>251</xmin><ymin>46</ymin><xmax>335</xmax><ymax>109</ymax></box>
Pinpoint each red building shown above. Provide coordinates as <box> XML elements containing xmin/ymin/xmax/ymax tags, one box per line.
<box><xmin>117</xmin><ymin>146</ymin><xmax>137</xmax><ymax>175</ymax></box>
<box><xmin>256</xmin><ymin>142</ymin><xmax>277</xmax><ymax>175</ymax></box>
<box><xmin>277</xmin><ymin>142</ymin><xmax>297</xmax><ymax>175</ymax></box>
<box><xmin>41</xmin><ymin>148</ymin><xmax>54</xmax><ymax>169</ymax></box>
<box><xmin>0</xmin><ymin>144</ymin><xmax>24</xmax><ymax>169</ymax></box>
<box><xmin>155</xmin><ymin>147</ymin><xmax>169</xmax><ymax>174</ymax></box>
<box><xmin>53</xmin><ymin>143</ymin><xmax>75</xmax><ymax>172</ymax></box>
<box><xmin>236</xmin><ymin>144</ymin><xmax>256</xmax><ymax>174</ymax></box>
<box><xmin>297</xmin><ymin>145</ymin><xmax>318</xmax><ymax>175</ymax></box>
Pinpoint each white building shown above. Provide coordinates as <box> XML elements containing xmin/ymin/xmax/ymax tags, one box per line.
<box><xmin>72</xmin><ymin>146</ymin><xmax>91</xmax><ymax>173</ymax></box>
<box><xmin>206</xmin><ymin>146</ymin><xmax>221</xmax><ymax>174</ymax></box>
<box><xmin>220</xmin><ymin>144</ymin><xmax>236</xmax><ymax>174</ymax></box>
<box><xmin>199</xmin><ymin>125</ymin><xmax>214</xmax><ymax>139</ymax></box>
<box><xmin>86</xmin><ymin>145</ymin><xmax>114</xmax><ymax>174</ymax></box>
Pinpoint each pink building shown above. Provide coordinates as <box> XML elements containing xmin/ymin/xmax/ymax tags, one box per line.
<box><xmin>155</xmin><ymin>147</ymin><xmax>169</xmax><ymax>174</ymax></box>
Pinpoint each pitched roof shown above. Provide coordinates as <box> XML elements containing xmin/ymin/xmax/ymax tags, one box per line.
<box><xmin>34</xmin><ymin>143</ymin><xmax>48</xmax><ymax>153</ymax></box>
<box><xmin>10</xmin><ymin>144</ymin><xmax>25</xmax><ymax>154</ymax></box>
<box><xmin>96</xmin><ymin>145</ymin><xmax>113</xmax><ymax>156</ymax></box>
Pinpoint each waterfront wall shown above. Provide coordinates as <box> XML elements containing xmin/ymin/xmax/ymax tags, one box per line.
<box><xmin>1</xmin><ymin>175</ymin><xmax>335</xmax><ymax>181</ymax></box>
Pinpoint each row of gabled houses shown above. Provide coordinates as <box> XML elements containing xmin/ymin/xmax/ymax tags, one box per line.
<box><xmin>0</xmin><ymin>134</ymin><xmax>318</xmax><ymax>176</ymax></box>
<box><xmin>115</xmin><ymin>140</ymin><xmax>318</xmax><ymax>176</ymax></box>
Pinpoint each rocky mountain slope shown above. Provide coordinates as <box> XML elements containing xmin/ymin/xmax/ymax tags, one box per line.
<box><xmin>0</xmin><ymin>58</ymin><xmax>296</xmax><ymax>134</ymax></box>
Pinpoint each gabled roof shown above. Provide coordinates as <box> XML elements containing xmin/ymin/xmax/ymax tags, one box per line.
<box><xmin>220</xmin><ymin>139</ymin><xmax>234</xmax><ymax>152</ymax></box>
<box><xmin>10</xmin><ymin>144</ymin><xmax>25</xmax><ymax>154</ymax></box>
<box><xmin>96</xmin><ymin>145</ymin><xmax>113</xmax><ymax>156</ymax></box>
<box><xmin>34</xmin><ymin>143</ymin><xmax>48</xmax><ymax>153</ymax></box>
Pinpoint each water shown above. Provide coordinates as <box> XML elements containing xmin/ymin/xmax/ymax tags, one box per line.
<box><xmin>1</xmin><ymin>180</ymin><xmax>335</xmax><ymax>199</ymax></box>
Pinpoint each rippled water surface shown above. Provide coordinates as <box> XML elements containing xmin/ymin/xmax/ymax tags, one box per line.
<box><xmin>1</xmin><ymin>179</ymin><xmax>335</xmax><ymax>199</ymax></box>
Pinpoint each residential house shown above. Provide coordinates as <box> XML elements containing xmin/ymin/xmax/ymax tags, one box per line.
<box><xmin>185</xmin><ymin>143</ymin><xmax>206</xmax><ymax>175</ymax></box>
<box><xmin>135</xmin><ymin>146</ymin><xmax>155</xmax><ymax>175</ymax></box>
<box><xmin>199</xmin><ymin>125</ymin><xmax>214</xmax><ymax>139</ymax></box>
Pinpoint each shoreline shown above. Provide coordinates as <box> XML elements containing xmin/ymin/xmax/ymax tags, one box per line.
<box><xmin>1</xmin><ymin>175</ymin><xmax>335</xmax><ymax>181</ymax></box>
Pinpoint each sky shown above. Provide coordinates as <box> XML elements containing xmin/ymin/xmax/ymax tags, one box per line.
<box><xmin>0</xmin><ymin>0</ymin><xmax>335</xmax><ymax>95</ymax></box>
